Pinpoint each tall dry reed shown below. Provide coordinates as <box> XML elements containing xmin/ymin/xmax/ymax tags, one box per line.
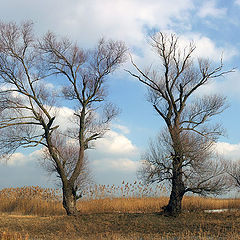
<box><xmin>0</xmin><ymin>183</ymin><xmax>239</xmax><ymax>216</ymax></box>
<box><xmin>0</xmin><ymin>186</ymin><xmax>64</xmax><ymax>216</ymax></box>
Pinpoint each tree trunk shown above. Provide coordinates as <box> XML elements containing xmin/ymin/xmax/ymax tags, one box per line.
<box><xmin>163</xmin><ymin>180</ymin><xmax>184</xmax><ymax>216</ymax></box>
<box><xmin>62</xmin><ymin>186</ymin><xmax>78</xmax><ymax>216</ymax></box>
<box><xmin>163</xmin><ymin>157</ymin><xmax>185</xmax><ymax>216</ymax></box>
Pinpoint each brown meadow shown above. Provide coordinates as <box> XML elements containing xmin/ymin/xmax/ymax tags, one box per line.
<box><xmin>0</xmin><ymin>182</ymin><xmax>239</xmax><ymax>216</ymax></box>
<box><xmin>0</xmin><ymin>183</ymin><xmax>239</xmax><ymax>239</ymax></box>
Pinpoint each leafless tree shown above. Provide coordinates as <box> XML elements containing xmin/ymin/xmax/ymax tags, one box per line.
<box><xmin>0</xmin><ymin>21</ymin><xmax>127</xmax><ymax>215</ymax></box>
<box><xmin>226</xmin><ymin>160</ymin><xmax>240</xmax><ymax>189</ymax></box>
<box><xmin>40</xmin><ymin>131</ymin><xmax>93</xmax><ymax>196</ymax></box>
<box><xmin>127</xmin><ymin>32</ymin><xmax>232</xmax><ymax>215</ymax></box>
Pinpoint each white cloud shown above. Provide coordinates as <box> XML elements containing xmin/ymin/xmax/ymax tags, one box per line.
<box><xmin>127</xmin><ymin>32</ymin><xmax>237</xmax><ymax>95</ymax></box>
<box><xmin>112</xmin><ymin>124</ymin><xmax>130</xmax><ymax>134</ymax></box>
<box><xmin>50</xmin><ymin>106</ymin><xmax>75</xmax><ymax>132</ymax></box>
<box><xmin>7</xmin><ymin>150</ymin><xmax>43</xmax><ymax>166</ymax></box>
<box><xmin>214</xmin><ymin>142</ymin><xmax>240</xmax><ymax>161</ymax></box>
<box><xmin>5</xmin><ymin>125</ymin><xmax>140</xmax><ymax>184</ymax></box>
<box><xmin>0</xmin><ymin>0</ymin><xmax>194</xmax><ymax>47</ymax></box>
<box><xmin>1</xmin><ymin>0</ymin><xmax>239</xmax><ymax>187</ymax></box>
<box><xmin>194</xmin><ymin>38</ymin><xmax>237</xmax><ymax>62</ymax></box>
<box><xmin>29</xmin><ymin>149</ymin><xmax>44</xmax><ymax>159</ymax></box>
<box><xmin>179</xmin><ymin>33</ymin><xmax>238</xmax><ymax>62</ymax></box>
<box><xmin>89</xmin><ymin>128</ymin><xmax>139</xmax><ymax>175</ymax></box>
<box><xmin>7</xmin><ymin>153</ymin><xmax>26</xmax><ymax>166</ymax></box>
<box><xmin>94</xmin><ymin>130</ymin><xmax>138</xmax><ymax>156</ymax></box>
<box><xmin>196</xmin><ymin>70</ymin><xmax>240</xmax><ymax>99</ymax></box>
<box><xmin>0</xmin><ymin>0</ymin><xmax>236</xmax><ymax>68</ymax></box>
<box><xmin>61</xmin><ymin>0</ymin><xmax>194</xmax><ymax>46</ymax></box>
<box><xmin>197</xmin><ymin>0</ymin><xmax>226</xmax><ymax>18</ymax></box>
<box><xmin>128</xmin><ymin>30</ymin><xmax>237</xmax><ymax>80</ymax></box>
<box><xmin>92</xmin><ymin>157</ymin><xmax>139</xmax><ymax>172</ymax></box>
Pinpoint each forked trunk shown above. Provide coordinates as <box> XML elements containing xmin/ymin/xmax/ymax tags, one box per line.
<box><xmin>62</xmin><ymin>187</ymin><xmax>78</xmax><ymax>216</ymax></box>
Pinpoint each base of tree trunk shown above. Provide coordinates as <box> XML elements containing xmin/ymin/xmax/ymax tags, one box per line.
<box><xmin>162</xmin><ymin>193</ymin><xmax>184</xmax><ymax>216</ymax></box>
<box><xmin>66</xmin><ymin>210</ymin><xmax>80</xmax><ymax>216</ymax></box>
<box><xmin>162</xmin><ymin>204</ymin><xmax>181</xmax><ymax>216</ymax></box>
<box><xmin>63</xmin><ymin>201</ymin><xmax>79</xmax><ymax>216</ymax></box>
<box><xmin>63</xmin><ymin>190</ymin><xmax>79</xmax><ymax>216</ymax></box>
<box><xmin>64</xmin><ymin>206</ymin><xmax>79</xmax><ymax>216</ymax></box>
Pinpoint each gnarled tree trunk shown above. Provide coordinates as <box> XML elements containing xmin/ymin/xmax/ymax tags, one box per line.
<box><xmin>163</xmin><ymin>157</ymin><xmax>185</xmax><ymax>216</ymax></box>
<box><xmin>62</xmin><ymin>185</ymin><xmax>78</xmax><ymax>216</ymax></box>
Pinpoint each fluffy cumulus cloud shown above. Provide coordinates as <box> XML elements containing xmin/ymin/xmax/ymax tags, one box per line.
<box><xmin>0</xmin><ymin>149</ymin><xmax>54</xmax><ymax>188</ymax></box>
<box><xmin>197</xmin><ymin>0</ymin><xmax>227</xmax><ymax>19</ymax></box>
<box><xmin>3</xmin><ymin>126</ymin><xmax>140</xmax><ymax>185</ymax></box>
<box><xmin>7</xmin><ymin>152</ymin><xmax>27</xmax><ymax>166</ymax></box>
<box><xmin>1</xmin><ymin>0</ymin><xmax>237</xmax><ymax>75</ymax></box>
<box><xmin>176</xmin><ymin>33</ymin><xmax>238</xmax><ymax>62</ymax></box>
<box><xmin>112</xmin><ymin>124</ymin><xmax>130</xmax><ymax>135</ymax></box>
<box><xmin>85</xmin><ymin>127</ymin><xmax>140</xmax><ymax>184</ymax></box>
<box><xmin>90</xmin><ymin>129</ymin><xmax>139</xmax><ymax>174</ymax></box>
<box><xmin>214</xmin><ymin>142</ymin><xmax>240</xmax><ymax>161</ymax></box>
<box><xmin>192</xmin><ymin>36</ymin><xmax>237</xmax><ymax>62</ymax></box>
<box><xmin>5</xmin><ymin>149</ymin><xmax>43</xmax><ymax>167</ymax></box>
<box><xmin>235</xmin><ymin>0</ymin><xmax>240</xmax><ymax>6</ymax></box>
<box><xmin>71</xmin><ymin>0</ymin><xmax>194</xmax><ymax>45</ymax></box>
<box><xmin>92</xmin><ymin>157</ymin><xmax>139</xmax><ymax>172</ymax></box>
<box><xmin>0</xmin><ymin>0</ymin><xmax>194</xmax><ymax>47</ymax></box>
<box><xmin>94</xmin><ymin>130</ymin><xmax>137</xmax><ymax>156</ymax></box>
<box><xmin>52</xmin><ymin>106</ymin><xmax>75</xmax><ymax>132</ymax></box>
<box><xmin>0</xmin><ymin>0</ymin><xmax>237</xmax><ymax>61</ymax></box>
<box><xmin>195</xmin><ymin>70</ymin><xmax>240</xmax><ymax>99</ymax></box>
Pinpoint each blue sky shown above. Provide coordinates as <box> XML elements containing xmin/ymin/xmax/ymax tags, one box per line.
<box><xmin>0</xmin><ymin>0</ymin><xmax>240</xmax><ymax>190</ymax></box>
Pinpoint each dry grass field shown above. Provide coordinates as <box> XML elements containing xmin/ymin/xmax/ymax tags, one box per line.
<box><xmin>0</xmin><ymin>183</ymin><xmax>239</xmax><ymax>239</ymax></box>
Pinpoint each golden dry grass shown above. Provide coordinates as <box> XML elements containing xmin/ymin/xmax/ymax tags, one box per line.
<box><xmin>0</xmin><ymin>186</ymin><xmax>63</xmax><ymax>216</ymax></box>
<box><xmin>182</xmin><ymin>195</ymin><xmax>240</xmax><ymax>211</ymax></box>
<box><xmin>0</xmin><ymin>211</ymin><xmax>240</xmax><ymax>239</ymax></box>
<box><xmin>0</xmin><ymin>183</ymin><xmax>239</xmax><ymax>216</ymax></box>
<box><xmin>0</xmin><ymin>183</ymin><xmax>240</xmax><ymax>239</ymax></box>
<box><xmin>77</xmin><ymin>195</ymin><xmax>240</xmax><ymax>214</ymax></box>
<box><xmin>0</xmin><ymin>230</ymin><xmax>29</xmax><ymax>240</ymax></box>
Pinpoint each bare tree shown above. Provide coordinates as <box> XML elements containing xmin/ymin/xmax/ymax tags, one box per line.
<box><xmin>127</xmin><ymin>32</ymin><xmax>232</xmax><ymax>215</ymax></box>
<box><xmin>40</xmin><ymin>132</ymin><xmax>93</xmax><ymax>197</ymax></box>
<box><xmin>0</xmin><ymin>21</ymin><xmax>127</xmax><ymax>215</ymax></box>
<box><xmin>226</xmin><ymin>160</ymin><xmax>240</xmax><ymax>189</ymax></box>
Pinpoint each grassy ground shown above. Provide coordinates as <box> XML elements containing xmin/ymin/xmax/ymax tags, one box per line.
<box><xmin>0</xmin><ymin>211</ymin><xmax>240</xmax><ymax>239</ymax></box>
<box><xmin>0</xmin><ymin>185</ymin><xmax>239</xmax><ymax>239</ymax></box>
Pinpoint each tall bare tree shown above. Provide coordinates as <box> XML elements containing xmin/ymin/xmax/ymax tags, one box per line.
<box><xmin>127</xmin><ymin>32</ymin><xmax>232</xmax><ymax>215</ymax></box>
<box><xmin>226</xmin><ymin>160</ymin><xmax>240</xmax><ymax>189</ymax></box>
<box><xmin>0</xmin><ymin>21</ymin><xmax>127</xmax><ymax>215</ymax></box>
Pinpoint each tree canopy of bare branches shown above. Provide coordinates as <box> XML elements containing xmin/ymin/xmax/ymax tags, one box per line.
<box><xmin>0</xmin><ymin>21</ymin><xmax>127</xmax><ymax>215</ymax></box>
<box><xmin>127</xmin><ymin>32</ymin><xmax>232</xmax><ymax>216</ymax></box>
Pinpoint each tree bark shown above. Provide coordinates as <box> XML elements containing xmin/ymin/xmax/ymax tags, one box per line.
<box><xmin>62</xmin><ymin>185</ymin><xmax>78</xmax><ymax>216</ymax></box>
<box><xmin>163</xmin><ymin>157</ymin><xmax>185</xmax><ymax>216</ymax></box>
